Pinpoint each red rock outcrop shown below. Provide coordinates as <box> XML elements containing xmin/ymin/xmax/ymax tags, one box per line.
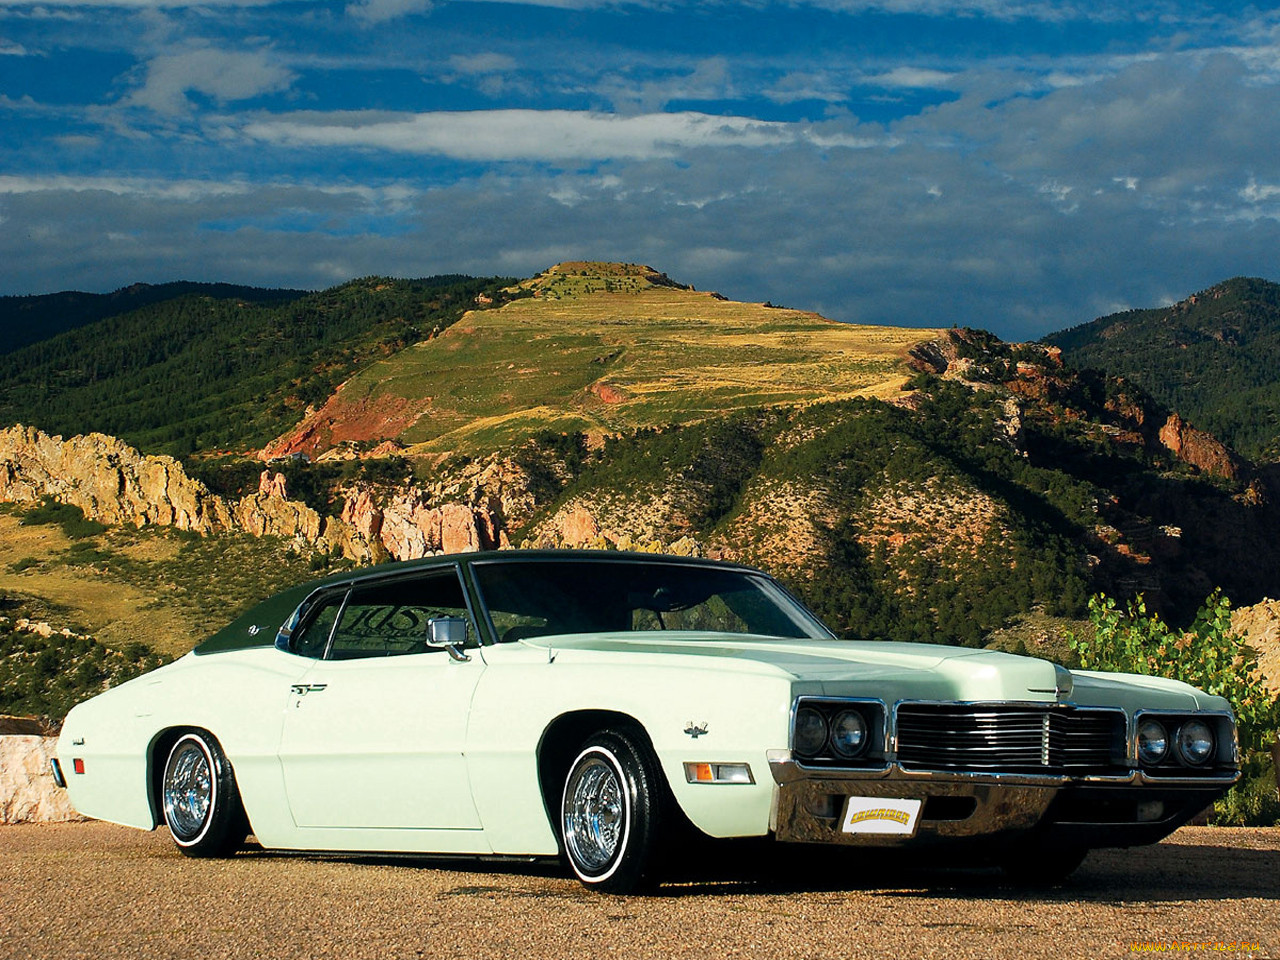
<box><xmin>258</xmin><ymin>470</ymin><xmax>288</xmax><ymax>498</ymax></box>
<box><xmin>260</xmin><ymin>389</ymin><xmax>416</xmax><ymax>460</ymax></box>
<box><xmin>1158</xmin><ymin>413</ymin><xmax>1241</xmax><ymax>481</ymax></box>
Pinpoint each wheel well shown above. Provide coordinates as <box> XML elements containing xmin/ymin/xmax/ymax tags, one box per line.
<box><xmin>536</xmin><ymin>710</ymin><xmax>658</xmax><ymax>841</ymax></box>
<box><xmin>148</xmin><ymin>727</ymin><xmax>190</xmax><ymax>828</ymax></box>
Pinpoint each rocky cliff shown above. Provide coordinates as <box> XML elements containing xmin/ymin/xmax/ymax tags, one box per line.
<box><xmin>0</xmin><ymin>425</ymin><xmax>515</xmax><ymax>563</ymax></box>
<box><xmin>1234</xmin><ymin>598</ymin><xmax>1280</xmax><ymax>696</ymax></box>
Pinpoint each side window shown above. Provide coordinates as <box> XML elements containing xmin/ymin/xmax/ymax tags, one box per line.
<box><xmin>289</xmin><ymin>595</ymin><xmax>345</xmax><ymax>658</ymax></box>
<box><xmin>328</xmin><ymin>570</ymin><xmax>473</xmax><ymax>661</ymax></box>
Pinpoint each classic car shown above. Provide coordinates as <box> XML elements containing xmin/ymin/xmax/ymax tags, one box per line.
<box><xmin>54</xmin><ymin>550</ymin><xmax>1239</xmax><ymax>892</ymax></box>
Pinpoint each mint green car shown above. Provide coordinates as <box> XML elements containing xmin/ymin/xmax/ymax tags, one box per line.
<box><xmin>55</xmin><ymin>551</ymin><xmax>1239</xmax><ymax>892</ymax></box>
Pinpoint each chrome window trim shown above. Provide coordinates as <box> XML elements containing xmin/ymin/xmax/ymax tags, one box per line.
<box><xmin>275</xmin><ymin>584</ymin><xmax>349</xmax><ymax>658</ymax></box>
<box><xmin>276</xmin><ymin>563</ymin><xmax>481</xmax><ymax>660</ymax></box>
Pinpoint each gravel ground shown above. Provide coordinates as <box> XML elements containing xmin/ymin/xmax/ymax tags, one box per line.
<box><xmin>2</xmin><ymin>822</ymin><xmax>1278</xmax><ymax>960</ymax></box>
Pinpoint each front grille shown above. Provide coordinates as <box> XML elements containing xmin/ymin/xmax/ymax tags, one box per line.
<box><xmin>895</xmin><ymin>704</ymin><xmax>1126</xmax><ymax>776</ymax></box>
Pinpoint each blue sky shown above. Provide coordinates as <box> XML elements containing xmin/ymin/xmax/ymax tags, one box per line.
<box><xmin>2</xmin><ymin>1</ymin><xmax>1279</xmax><ymax>339</ymax></box>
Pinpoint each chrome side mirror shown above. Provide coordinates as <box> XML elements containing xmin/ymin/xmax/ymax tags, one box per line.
<box><xmin>427</xmin><ymin>616</ymin><xmax>471</xmax><ymax>662</ymax></box>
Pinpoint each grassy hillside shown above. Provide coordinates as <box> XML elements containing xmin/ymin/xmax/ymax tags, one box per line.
<box><xmin>272</xmin><ymin>262</ymin><xmax>939</xmax><ymax>458</ymax></box>
<box><xmin>0</xmin><ymin>281</ymin><xmax>306</xmax><ymax>355</ymax></box>
<box><xmin>0</xmin><ymin>275</ymin><xmax>516</xmax><ymax>456</ymax></box>
<box><xmin>0</xmin><ymin>504</ymin><xmax>330</xmax><ymax>658</ymax></box>
<box><xmin>1044</xmin><ymin>277</ymin><xmax>1280</xmax><ymax>461</ymax></box>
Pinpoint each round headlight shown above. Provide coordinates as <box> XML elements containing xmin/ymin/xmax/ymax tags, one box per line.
<box><xmin>794</xmin><ymin>707</ymin><xmax>828</xmax><ymax>756</ymax></box>
<box><xmin>1176</xmin><ymin>720</ymin><xmax>1215</xmax><ymax>766</ymax></box>
<box><xmin>1137</xmin><ymin>718</ymin><xmax>1169</xmax><ymax>765</ymax></box>
<box><xmin>830</xmin><ymin>710</ymin><xmax>869</xmax><ymax>758</ymax></box>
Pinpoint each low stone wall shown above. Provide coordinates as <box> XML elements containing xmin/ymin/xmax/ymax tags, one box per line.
<box><xmin>0</xmin><ymin>734</ymin><xmax>85</xmax><ymax>824</ymax></box>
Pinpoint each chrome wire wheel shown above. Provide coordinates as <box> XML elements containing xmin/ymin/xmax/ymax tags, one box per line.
<box><xmin>158</xmin><ymin>730</ymin><xmax>247</xmax><ymax>858</ymax></box>
<box><xmin>164</xmin><ymin>734</ymin><xmax>217</xmax><ymax>845</ymax></box>
<box><xmin>563</xmin><ymin>751</ymin><xmax>628</xmax><ymax>876</ymax></box>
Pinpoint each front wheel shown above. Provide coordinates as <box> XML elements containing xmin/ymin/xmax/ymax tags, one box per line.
<box><xmin>560</xmin><ymin>730</ymin><xmax>664</xmax><ymax>893</ymax></box>
<box><xmin>161</xmin><ymin>731</ymin><xmax>247</xmax><ymax>858</ymax></box>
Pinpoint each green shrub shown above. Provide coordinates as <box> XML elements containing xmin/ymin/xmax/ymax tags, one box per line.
<box><xmin>19</xmin><ymin>498</ymin><xmax>107</xmax><ymax>539</ymax></box>
<box><xmin>1213</xmin><ymin>752</ymin><xmax>1280</xmax><ymax>827</ymax></box>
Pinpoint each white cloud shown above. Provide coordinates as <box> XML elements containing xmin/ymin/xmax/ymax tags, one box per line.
<box><xmin>447</xmin><ymin>52</ymin><xmax>517</xmax><ymax>75</ymax></box>
<box><xmin>0</xmin><ymin>38</ymin><xmax>30</xmax><ymax>55</ymax></box>
<box><xmin>241</xmin><ymin>108</ymin><xmax>839</xmax><ymax>161</ymax></box>
<box><xmin>865</xmin><ymin>66</ymin><xmax>958</xmax><ymax>89</ymax></box>
<box><xmin>0</xmin><ymin>173</ymin><xmax>253</xmax><ymax>198</ymax></box>
<box><xmin>345</xmin><ymin>0</ymin><xmax>433</xmax><ymax>24</ymax></box>
<box><xmin>1241</xmin><ymin>178</ymin><xmax>1280</xmax><ymax>204</ymax></box>
<box><xmin>0</xmin><ymin>174</ymin><xmax>416</xmax><ymax>209</ymax></box>
<box><xmin>762</xmin><ymin>70</ymin><xmax>849</xmax><ymax>105</ymax></box>
<box><xmin>595</xmin><ymin>57</ymin><xmax>734</xmax><ymax>113</ymax></box>
<box><xmin>125</xmin><ymin>47</ymin><xmax>296</xmax><ymax>115</ymax></box>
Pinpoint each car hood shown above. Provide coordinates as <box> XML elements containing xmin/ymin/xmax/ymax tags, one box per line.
<box><xmin>523</xmin><ymin>632</ymin><xmax>1087</xmax><ymax>704</ymax></box>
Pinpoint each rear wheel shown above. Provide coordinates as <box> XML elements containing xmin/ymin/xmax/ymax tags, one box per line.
<box><xmin>560</xmin><ymin>730</ymin><xmax>664</xmax><ymax>893</ymax></box>
<box><xmin>161</xmin><ymin>731</ymin><xmax>247</xmax><ymax>857</ymax></box>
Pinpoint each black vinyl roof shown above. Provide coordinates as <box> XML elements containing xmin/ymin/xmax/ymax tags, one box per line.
<box><xmin>192</xmin><ymin>550</ymin><xmax>753</xmax><ymax>655</ymax></box>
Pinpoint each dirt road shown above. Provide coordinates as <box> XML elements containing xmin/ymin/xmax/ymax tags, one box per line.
<box><xmin>2</xmin><ymin>822</ymin><xmax>1277</xmax><ymax>960</ymax></box>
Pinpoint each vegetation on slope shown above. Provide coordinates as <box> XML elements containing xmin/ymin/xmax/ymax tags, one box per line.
<box><xmin>0</xmin><ymin>594</ymin><xmax>169</xmax><ymax>725</ymax></box>
<box><xmin>0</xmin><ymin>281</ymin><xmax>307</xmax><ymax>355</ymax></box>
<box><xmin>0</xmin><ymin>275</ymin><xmax>517</xmax><ymax>456</ymax></box>
<box><xmin>1045</xmin><ymin>277</ymin><xmax>1280</xmax><ymax>461</ymax></box>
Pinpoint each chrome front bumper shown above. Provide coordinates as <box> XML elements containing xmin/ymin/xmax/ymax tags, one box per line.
<box><xmin>768</xmin><ymin>755</ymin><xmax>1238</xmax><ymax>848</ymax></box>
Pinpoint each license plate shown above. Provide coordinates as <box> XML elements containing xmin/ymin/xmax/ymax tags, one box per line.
<box><xmin>840</xmin><ymin>797</ymin><xmax>923</xmax><ymax>836</ymax></box>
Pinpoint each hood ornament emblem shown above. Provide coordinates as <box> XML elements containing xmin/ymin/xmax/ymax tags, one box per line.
<box><xmin>684</xmin><ymin>722</ymin><xmax>709</xmax><ymax>739</ymax></box>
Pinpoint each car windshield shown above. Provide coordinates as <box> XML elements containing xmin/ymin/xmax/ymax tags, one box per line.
<box><xmin>472</xmin><ymin>559</ymin><xmax>834</xmax><ymax>643</ymax></box>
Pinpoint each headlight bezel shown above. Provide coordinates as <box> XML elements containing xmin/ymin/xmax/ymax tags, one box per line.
<box><xmin>1134</xmin><ymin>711</ymin><xmax>1233</xmax><ymax>773</ymax></box>
<box><xmin>790</xmin><ymin>698</ymin><xmax>885</xmax><ymax>768</ymax></box>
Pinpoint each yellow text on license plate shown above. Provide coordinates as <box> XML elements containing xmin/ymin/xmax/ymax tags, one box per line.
<box><xmin>840</xmin><ymin>797</ymin><xmax>923</xmax><ymax>836</ymax></box>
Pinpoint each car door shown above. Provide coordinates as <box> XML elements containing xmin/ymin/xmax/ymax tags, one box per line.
<box><xmin>277</xmin><ymin>566</ymin><xmax>486</xmax><ymax>836</ymax></box>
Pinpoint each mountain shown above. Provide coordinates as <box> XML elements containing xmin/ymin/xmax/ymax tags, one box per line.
<box><xmin>262</xmin><ymin>262</ymin><xmax>938</xmax><ymax>460</ymax></box>
<box><xmin>3</xmin><ymin>262</ymin><xmax>1278</xmax><ymax>653</ymax></box>
<box><xmin>0</xmin><ymin>282</ymin><xmax>307</xmax><ymax>355</ymax></box>
<box><xmin>1044</xmin><ymin>277</ymin><xmax>1280</xmax><ymax>462</ymax></box>
<box><xmin>0</xmin><ymin>275</ymin><xmax>517</xmax><ymax>456</ymax></box>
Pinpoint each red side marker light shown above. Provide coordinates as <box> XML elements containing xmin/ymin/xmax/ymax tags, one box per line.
<box><xmin>72</xmin><ymin>758</ymin><xmax>85</xmax><ymax>775</ymax></box>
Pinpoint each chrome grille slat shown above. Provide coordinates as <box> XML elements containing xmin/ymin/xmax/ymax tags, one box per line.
<box><xmin>896</xmin><ymin>704</ymin><xmax>1125</xmax><ymax>775</ymax></box>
